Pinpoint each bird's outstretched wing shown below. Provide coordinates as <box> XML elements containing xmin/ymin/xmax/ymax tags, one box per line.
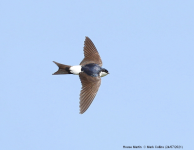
<box><xmin>79</xmin><ymin>72</ymin><xmax>101</xmax><ymax>114</ymax></box>
<box><xmin>80</xmin><ymin>36</ymin><xmax>102</xmax><ymax>67</ymax></box>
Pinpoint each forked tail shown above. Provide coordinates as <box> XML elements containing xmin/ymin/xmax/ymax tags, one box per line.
<box><xmin>52</xmin><ymin>61</ymin><xmax>72</xmax><ymax>75</ymax></box>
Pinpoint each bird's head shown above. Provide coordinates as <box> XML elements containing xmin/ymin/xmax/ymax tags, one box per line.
<box><xmin>100</xmin><ymin>68</ymin><xmax>109</xmax><ymax>77</ymax></box>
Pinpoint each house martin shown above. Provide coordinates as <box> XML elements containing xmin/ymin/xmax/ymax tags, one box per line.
<box><xmin>53</xmin><ymin>37</ymin><xmax>109</xmax><ymax>114</ymax></box>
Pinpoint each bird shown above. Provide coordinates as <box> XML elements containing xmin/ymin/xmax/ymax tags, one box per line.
<box><xmin>52</xmin><ymin>36</ymin><xmax>109</xmax><ymax>114</ymax></box>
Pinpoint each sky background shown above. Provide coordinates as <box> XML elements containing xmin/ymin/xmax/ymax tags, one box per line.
<box><xmin>0</xmin><ymin>0</ymin><xmax>193</xmax><ymax>149</ymax></box>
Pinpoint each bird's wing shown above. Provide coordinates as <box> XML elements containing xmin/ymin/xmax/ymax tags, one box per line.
<box><xmin>79</xmin><ymin>72</ymin><xmax>101</xmax><ymax>114</ymax></box>
<box><xmin>80</xmin><ymin>36</ymin><xmax>102</xmax><ymax>67</ymax></box>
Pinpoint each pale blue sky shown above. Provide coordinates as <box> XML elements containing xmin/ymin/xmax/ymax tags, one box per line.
<box><xmin>0</xmin><ymin>0</ymin><xmax>193</xmax><ymax>149</ymax></box>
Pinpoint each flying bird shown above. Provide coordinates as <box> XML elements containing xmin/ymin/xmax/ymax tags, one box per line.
<box><xmin>53</xmin><ymin>37</ymin><xmax>109</xmax><ymax>114</ymax></box>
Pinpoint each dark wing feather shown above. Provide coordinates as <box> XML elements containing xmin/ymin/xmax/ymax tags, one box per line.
<box><xmin>80</xmin><ymin>36</ymin><xmax>102</xmax><ymax>67</ymax></box>
<box><xmin>79</xmin><ymin>72</ymin><xmax>101</xmax><ymax>114</ymax></box>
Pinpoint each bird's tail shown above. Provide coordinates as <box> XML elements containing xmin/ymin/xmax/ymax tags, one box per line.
<box><xmin>52</xmin><ymin>61</ymin><xmax>72</xmax><ymax>75</ymax></box>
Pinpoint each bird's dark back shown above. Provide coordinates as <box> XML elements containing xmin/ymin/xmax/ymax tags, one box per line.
<box><xmin>81</xmin><ymin>63</ymin><xmax>102</xmax><ymax>77</ymax></box>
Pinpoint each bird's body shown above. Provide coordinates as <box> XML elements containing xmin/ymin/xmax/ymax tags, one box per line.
<box><xmin>81</xmin><ymin>63</ymin><xmax>102</xmax><ymax>77</ymax></box>
<box><xmin>53</xmin><ymin>37</ymin><xmax>109</xmax><ymax>114</ymax></box>
<box><xmin>69</xmin><ymin>65</ymin><xmax>82</xmax><ymax>75</ymax></box>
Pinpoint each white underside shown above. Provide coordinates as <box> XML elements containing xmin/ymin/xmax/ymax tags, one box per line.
<box><xmin>69</xmin><ymin>65</ymin><xmax>82</xmax><ymax>75</ymax></box>
<box><xmin>100</xmin><ymin>71</ymin><xmax>108</xmax><ymax>77</ymax></box>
